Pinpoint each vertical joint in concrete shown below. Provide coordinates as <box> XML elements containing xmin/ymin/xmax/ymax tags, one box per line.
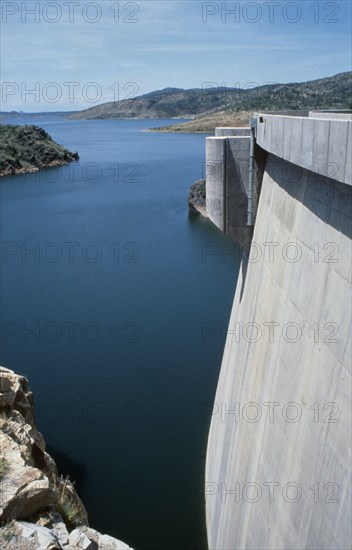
<box><xmin>247</xmin><ymin>119</ymin><xmax>257</xmax><ymax>226</ymax></box>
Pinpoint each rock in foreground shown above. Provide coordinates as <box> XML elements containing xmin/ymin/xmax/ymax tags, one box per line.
<box><xmin>0</xmin><ymin>366</ymin><xmax>133</xmax><ymax>549</ymax></box>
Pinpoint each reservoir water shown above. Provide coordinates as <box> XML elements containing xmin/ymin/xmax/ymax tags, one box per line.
<box><xmin>0</xmin><ymin>117</ymin><xmax>240</xmax><ymax>550</ymax></box>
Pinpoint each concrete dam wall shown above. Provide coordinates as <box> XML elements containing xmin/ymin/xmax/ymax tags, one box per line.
<box><xmin>205</xmin><ymin>113</ymin><xmax>351</xmax><ymax>549</ymax></box>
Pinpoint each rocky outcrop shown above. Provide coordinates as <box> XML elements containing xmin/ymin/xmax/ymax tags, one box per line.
<box><xmin>188</xmin><ymin>179</ymin><xmax>207</xmax><ymax>218</ymax></box>
<box><xmin>0</xmin><ymin>367</ymin><xmax>133</xmax><ymax>550</ymax></box>
<box><xmin>0</xmin><ymin>125</ymin><xmax>79</xmax><ymax>177</ymax></box>
<box><xmin>0</xmin><ymin>521</ymin><xmax>132</xmax><ymax>549</ymax></box>
<box><xmin>188</xmin><ymin>179</ymin><xmax>207</xmax><ymax>217</ymax></box>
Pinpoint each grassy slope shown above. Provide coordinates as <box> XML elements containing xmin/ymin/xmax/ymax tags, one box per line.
<box><xmin>148</xmin><ymin>110</ymin><xmax>253</xmax><ymax>133</ymax></box>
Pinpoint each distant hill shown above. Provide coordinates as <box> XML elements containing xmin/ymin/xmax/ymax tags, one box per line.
<box><xmin>0</xmin><ymin>111</ymin><xmax>21</xmax><ymax>117</ymax></box>
<box><xmin>69</xmin><ymin>72</ymin><xmax>351</xmax><ymax>120</ymax></box>
<box><xmin>0</xmin><ymin>111</ymin><xmax>77</xmax><ymax>119</ymax></box>
<box><xmin>0</xmin><ymin>125</ymin><xmax>79</xmax><ymax>177</ymax></box>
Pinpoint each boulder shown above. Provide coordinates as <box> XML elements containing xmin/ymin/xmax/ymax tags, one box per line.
<box><xmin>79</xmin><ymin>526</ymin><xmax>133</xmax><ymax>549</ymax></box>
<box><xmin>69</xmin><ymin>528</ymin><xmax>95</xmax><ymax>549</ymax></box>
<box><xmin>0</xmin><ymin>521</ymin><xmax>60</xmax><ymax>549</ymax></box>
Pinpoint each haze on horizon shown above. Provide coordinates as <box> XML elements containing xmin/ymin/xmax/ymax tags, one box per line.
<box><xmin>1</xmin><ymin>0</ymin><xmax>351</xmax><ymax>112</ymax></box>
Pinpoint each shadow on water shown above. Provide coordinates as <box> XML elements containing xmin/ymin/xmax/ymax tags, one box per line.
<box><xmin>46</xmin><ymin>445</ymin><xmax>87</xmax><ymax>492</ymax></box>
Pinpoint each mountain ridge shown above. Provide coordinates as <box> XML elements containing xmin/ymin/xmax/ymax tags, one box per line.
<box><xmin>69</xmin><ymin>72</ymin><xmax>352</xmax><ymax>120</ymax></box>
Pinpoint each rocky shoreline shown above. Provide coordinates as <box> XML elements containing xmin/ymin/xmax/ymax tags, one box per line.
<box><xmin>0</xmin><ymin>125</ymin><xmax>79</xmax><ymax>178</ymax></box>
<box><xmin>0</xmin><ymin>367</ymin><xmax>132</xmax><ymax>550</ymax></box>
<box><xmin>188</xmin><ymin>179</ymin><xmax>207</xmax><ymax>217</ymax></box>
<box><xmin>0</xmin><ymin>157</ymin><xmax>79</xmax><ymax>178</ymax></box>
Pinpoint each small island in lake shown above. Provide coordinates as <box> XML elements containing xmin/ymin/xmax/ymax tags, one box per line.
<box><xmin>0</xmin><ymin>124</ymin><xmax>79</xmax><ymax>177</ymax></box>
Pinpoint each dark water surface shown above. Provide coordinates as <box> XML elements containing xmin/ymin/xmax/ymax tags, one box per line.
<box><xmin>0</xmin><ymin>117</ymin><xmax>240</xmax><ymax>550</ymax></box>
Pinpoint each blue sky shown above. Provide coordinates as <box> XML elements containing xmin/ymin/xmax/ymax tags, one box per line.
<box><xmin>1</xmin><ymin>0</ymin><xmax>351</xmax><ymax>111</ymax></box>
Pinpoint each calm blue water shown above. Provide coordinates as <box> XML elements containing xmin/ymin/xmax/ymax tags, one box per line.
<box><xmin>0</xmin><ymin>116</ymin><xmax>240</xmax><ymax>550</ymax></box>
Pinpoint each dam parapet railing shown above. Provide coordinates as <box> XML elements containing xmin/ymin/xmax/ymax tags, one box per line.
<box><xmin>255</xmin><ymin>112</ymin><xmax>351</xmax><ymax>186</ymax></box>
<box><xmin>205</xmin><ymin>110</ymin><xmax>352</xmax><ymax>249</ymax></box>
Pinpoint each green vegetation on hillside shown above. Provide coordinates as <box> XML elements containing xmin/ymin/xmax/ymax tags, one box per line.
<box><xmin>0</xmin><ymin>125</ymin><xmax>79</xmax><ymax>177</ymax></box>
<box><xmin>69</xmin><ymin>72</ymin><xmax>352</xmax><ymax>123</ymax></box>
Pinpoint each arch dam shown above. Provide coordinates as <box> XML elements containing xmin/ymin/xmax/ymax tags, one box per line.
<box><xmin>205</xmin><ymin>111</ymin><xmax>352</xmax><ymax>550</ymax></box>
